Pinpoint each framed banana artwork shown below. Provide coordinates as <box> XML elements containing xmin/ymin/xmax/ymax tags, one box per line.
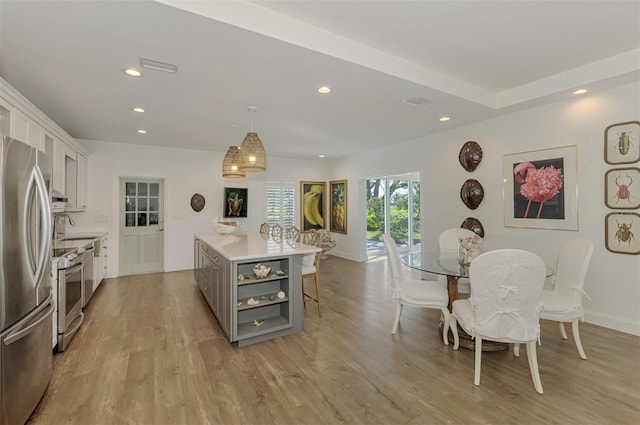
<box><xmin>301</xmin><ymin>181</ymin><xmax>326</xmax><ymax>231</ymax></box>
<box><xmin>330</xmin><ymin>180</ymin><xmax>347</xmax><ymax>234</ymax></box>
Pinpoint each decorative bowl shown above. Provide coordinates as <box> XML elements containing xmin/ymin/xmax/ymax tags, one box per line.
<box><xmin>253</xmin><ymin>264</ymin><xmax>271</xmax><ymax>279</ymax></box>
<box><xmin>212</xmin><ymin>219</ymin><xmax>239</xmax><ymax>234</ymax></box>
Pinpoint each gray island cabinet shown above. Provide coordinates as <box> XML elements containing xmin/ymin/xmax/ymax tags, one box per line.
<box><xmin>194</xmin><ymin>233</ymin><xmax>320</xmax><ymax>347</ymax></box>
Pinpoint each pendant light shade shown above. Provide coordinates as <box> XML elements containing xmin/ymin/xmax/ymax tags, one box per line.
<box><xmin>222</xmin><ymin>125</ymin><xmax>246</xmax><ymax>178</ymax></box>
<box><xmin>240</xmin><ymin>107</ymin><xmax>266</xmax><ymax>172</ymax></box>
<box><xmin>222</xmin><ymin>146</ymin><xmax>245</xmax><ymax>178</ymax></box>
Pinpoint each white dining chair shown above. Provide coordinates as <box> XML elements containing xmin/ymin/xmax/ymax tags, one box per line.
<box><xmin>450</xmin><ymin>249</ymin><xmax>547</xmax><ymax>394</ymax></box>
<box><xmin>382</xmin><ymin>234</ymin><xmax>450</xmax><ymax>344</ymax></box>
<box><xmin>438</xmin><ymin>228</ymin><xmax>479</xmax><ymax>294</ymax></box>
<box><xmin>540</xmin><ymin>238</ymin><xmax>594</xmax><ymax>359</ymax></box>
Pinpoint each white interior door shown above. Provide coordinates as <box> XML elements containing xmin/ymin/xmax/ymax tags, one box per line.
<box><xmin>119</xmin><ymin>178</ymin><xmax>164</xmax><ymax>276</ymax></box>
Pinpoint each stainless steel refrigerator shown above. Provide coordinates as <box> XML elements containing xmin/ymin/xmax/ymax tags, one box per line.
<box><xmin>0</xmin><ymin>134</ymin><xmax>54</xmax><ymax>425</ymax></box>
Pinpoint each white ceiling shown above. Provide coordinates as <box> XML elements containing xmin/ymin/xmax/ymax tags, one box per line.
<box><xmin>1</xmin><ymin>0</ymin><xmax>638</xmax><ymax>160</ymax></box>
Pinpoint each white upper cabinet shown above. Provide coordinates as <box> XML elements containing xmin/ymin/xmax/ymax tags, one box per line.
<box><xmin>0</xmin><ymin>97</ymin><xmax>11</xmax><ymax>134</ymax></box>
<box><xmin>64</xmin><ymin>149</ymin><xmax>88</xmax><ymax>211</ymax></box>
<box><xmin>52</xmin><ymin>136</ymin><xmax>66</xmax><ymax>196</ymax></box>
<box><xmin>2</xmin><ymin>77</ymin><xmax>88</xmax><ymax>209</ymax></box>
<box><xmin>11</xmin><ymin>108</ymin><xmax>29</xmax><ymax>142</ymax></box>
<box><xmin>28</xmin><ymin>120</ymin><xmax>45</xmax><ymax>152</ymax></box>
<box><xmin>76</xmin><ymin>153</ymin><xmax>88</xmax><ymax>210</ymax></box>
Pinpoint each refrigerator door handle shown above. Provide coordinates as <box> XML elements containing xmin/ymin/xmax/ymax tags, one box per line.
<box><xmin>3</xmin><ymin>297</ymin><xmax>55</xmax><ymax>346</ymax></box>
<box><xmin>24</xmin><ymin>165</ymin><xmax>53</xmax><ymax>291</ymax></box>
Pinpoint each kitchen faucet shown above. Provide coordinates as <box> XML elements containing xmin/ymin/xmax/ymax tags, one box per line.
<box><xmin>53</xmin><ymin>213</ymin><xmax>74</xmax><ymax>241</ymax></box>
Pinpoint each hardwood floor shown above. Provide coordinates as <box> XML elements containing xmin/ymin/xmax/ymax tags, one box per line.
<box><xmin>28</xmin><ymin>256</ymin><xmax>639</xmax><ymax>425</ymax></box>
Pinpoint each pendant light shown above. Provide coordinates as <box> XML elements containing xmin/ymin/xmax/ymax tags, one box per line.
<box><xmin>222</xmin><ymin>125</ymin><xmax>246</xmax><ymax>178</ymax></box>
<box><xmin>240</xmin><ymin>106</ymin><xmax>267</xmax><ymax>172</ymax></box>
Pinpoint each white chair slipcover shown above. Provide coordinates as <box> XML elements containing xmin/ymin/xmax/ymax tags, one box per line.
<box><xmin>438</xmin><ymin>228</ymin><xmax>479</xmax><ymax>294</ymax></box>
<box><xmin>450</xmin><ymin>249</ymin><xmax>546</xmax><ymax>394</ymax></box>
<box><xmin>540</xmin><ymin>238</ymin><xmax>594</xmax><ymax>359</ymax></box>
<box><xmin>382</xmin><ymin>234</ymin><xmax>450</xmax><ymax>344</ymax></box>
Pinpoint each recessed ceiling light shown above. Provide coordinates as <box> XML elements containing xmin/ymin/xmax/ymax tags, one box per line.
<box><xmin>439</xmin><ymin>116</ymin><xmax>451</xmax><ymax>122</ymax></box>
<box><xmin>132</xmin><ymin>107</ymin><xmax>145</xmax><ymax>113</ymax></box>
<box><xmin>574</xmin><ymin>89</ymin><xmax>587</xmax><ymax>95</ymax></box>
<box><xmin>318</xmin><ymin>154</ymin><xmax>325</xmax><ymax>158</ymax></box>
<box><xmin>123</xmin><ymin>68</ymin><xmax>143</xmax><ymax>77</ymax></box>
<box><xmin>318</xmin><ymin>86</ymin><xmax>332</xmax><ymax>94</ymax></box>
<box><xmin>137</xmin><ymin>129</ymin><xmax>147</xmax><ymax>134</ymax></box>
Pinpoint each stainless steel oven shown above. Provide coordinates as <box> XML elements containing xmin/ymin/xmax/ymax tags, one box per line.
<box><xmin>56</xmin><ymin>251</ymin><xmax>84</xmax><ymax>351</ymax></box>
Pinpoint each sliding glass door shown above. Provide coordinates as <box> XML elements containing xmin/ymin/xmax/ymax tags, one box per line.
<box><xmin>366</xmin><ymin>173</ymin><xmax>420</xmax><ymax>253</ymax></box>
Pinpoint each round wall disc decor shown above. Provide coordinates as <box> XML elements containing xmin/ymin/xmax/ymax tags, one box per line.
<box><xmin>190</xmin><ymin>193</ymin><xmax>205</xmax><ymax>212</ymax></box>
<box><xmin>460</xmin><ymin>179</ymin><xmax>484</xmax><ymax>210</ymax></box>
<box><xmin>458</xmin><ymin>141</ymin><xmax>483</xmax><ymax>172</ymax></box>
<box><xmin>461</xmin><ymin>217</ymin><xmax>485</xmax><ymax>238</ymax></box>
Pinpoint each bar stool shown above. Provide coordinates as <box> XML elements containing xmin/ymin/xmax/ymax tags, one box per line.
<box><xmin>298</xmin><ymin>229</ymin><xmax>322</xmax><ymax>317</ymax></box>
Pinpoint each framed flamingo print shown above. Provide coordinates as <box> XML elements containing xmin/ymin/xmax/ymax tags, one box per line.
<box><xmin>503</xmin><ymin>145</ymin><xmax>578</xmax><ymax>230</ymax></box>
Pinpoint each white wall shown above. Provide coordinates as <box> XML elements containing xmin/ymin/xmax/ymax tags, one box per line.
<box><xmin>67</xmin><ymin>82</ymin><xmax>638</xmax><ymax>335</ymax></box>
<box><xmin>68</xmin><ymin>141</ymin><xmax>328</xmax><ymax>276</ymax></box>
<box><xmin>329</xmin><ymin>81</ymin><xmax>640</xmax><ymax>335</ymax></box>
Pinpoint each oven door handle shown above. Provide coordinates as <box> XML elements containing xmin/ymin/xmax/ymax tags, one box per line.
<box><xmin>64</xmin><ymin>312</ymin><xmax>84</xmax><ymax>337</ymax></box>
<box><xmin>4</xmin><ymin>297</ymin><xmax>55</xmax><ymax>346</ymax></box>
<box><xmin>65</xmin><ymin>263</ymin><xmax>84</xmax><ymax>276</ymax></box>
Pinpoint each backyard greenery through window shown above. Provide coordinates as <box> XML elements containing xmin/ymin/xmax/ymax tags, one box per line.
<box><xmin>366</xmin><ymin>174</ymin><xmax>420</xmax><ymax>252</ymax></box>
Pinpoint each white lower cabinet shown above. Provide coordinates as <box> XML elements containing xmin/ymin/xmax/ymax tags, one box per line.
<box><xmin>93</xmin><ymin>236</ymin><xmax>108</xmax><ymax>291</ymax></box>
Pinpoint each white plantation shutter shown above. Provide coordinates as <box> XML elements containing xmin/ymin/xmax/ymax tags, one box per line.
<box><xmin>267</xmin><ymin>183</ymin><xmax>295</xmax><ymax>228</ymax></box>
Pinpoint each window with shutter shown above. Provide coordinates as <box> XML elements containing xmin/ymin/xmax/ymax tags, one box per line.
<box><xmin>267</xmin><ymin>182</ymin><xmax>296</xmax><ymax>228</ymax></box>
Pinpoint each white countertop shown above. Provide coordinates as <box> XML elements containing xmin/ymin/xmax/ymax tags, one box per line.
<box><xmin>52</xmin><ymin>232</ymin><xmax>106</xmax><ymax>256</ymax></box>
<box><xmin>195</xmin><ymin>233</ymin><xmax>321</xmax><ymax>261</ymax></box>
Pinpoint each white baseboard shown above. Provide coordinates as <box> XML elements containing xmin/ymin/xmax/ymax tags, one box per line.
<box><xmin>327</xmin><ymin>249</ymin><xmax>362</xmax><ymax>262</ymax></box>
<box><xmin>165</xmin><ymin>263</ymin><xmax>193</xmax><ymax>273</ymax></box>
<box><xmin>583</xmin><ymin>310</ymin><xmax>640</xmax><ymax>336</ymax></box>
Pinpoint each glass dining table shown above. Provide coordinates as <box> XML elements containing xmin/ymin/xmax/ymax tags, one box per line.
<box><xmin>399</xmin><ymin>251</ymin><xmax>554</xmax><ymax>350</ymax></box>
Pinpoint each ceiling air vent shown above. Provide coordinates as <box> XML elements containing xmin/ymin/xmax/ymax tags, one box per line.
<box><xmin>403</xmin><ymin>96</ymin><xmax>430</xmax><ymax>106</ymax></box>
<box><xmin>139</xmin><ymin>57</ymin><xmax>178</xmax><ymax>74</ymax></box>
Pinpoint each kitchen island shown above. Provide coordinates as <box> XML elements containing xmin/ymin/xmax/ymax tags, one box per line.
<box><xmin>194</xmin><ymin>233</ymin><xmax>321</xmax><ymax>347</ymax></box>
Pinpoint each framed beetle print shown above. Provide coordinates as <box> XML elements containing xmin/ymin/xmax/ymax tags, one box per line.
<box><xmin>605</xmin><ymin>212</ymin><xmax>640</xmax><ymax>255</ymax></box>
<box><xmin>604</xmin><ymin>121</ymin><xmax>640</xmax><ymax>165</ymax></box>
<box><xmin>605</xmin><ymin>168</ymin><xmax>640</xmax><ymax>209</ymax></box>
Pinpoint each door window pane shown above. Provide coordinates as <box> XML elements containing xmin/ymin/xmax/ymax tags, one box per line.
<box><xmin>137</xmin><ymin>213</ymin><xmax>147</xmax><ymax>226</ymax></box>
<box><xmin>125</xmin><ymin>213</ymin><xmax>136</xmax><ymax>227</ymax></box>
<box><xmin>126</xmin><ymin>183</ymin><xmax>136</xmax><ymax>196</ymax></box>
<box><xmin>138</xmin><ymin>183</ymin><xmax>148</xmax><ymax>196</ymax></box>
<box><xmin>138</xmin><ymin>198</ymin><xmax>148</xmax><ymax>212</ymax></box>
<box><xmin>125</xmin><ymin>197</ymin><xmax>136</xmax><ymax>211</ymax></box>
<box><xmin>149</xmin><ymin>183</ymin><xmax>159</xmax><ymax>196</ymax></box>
<box><xmin>149</xmin><ymin>213</ymin><xmax>159</xmax><ymax>225</ymax></box>
<box><xmin>149</xmin><ymin>198</ymin><xmax>159</xmax><ymax>212</ymax></box>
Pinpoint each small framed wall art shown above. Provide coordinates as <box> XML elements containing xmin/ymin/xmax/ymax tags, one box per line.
<box><xmin>329</xmin><ymin>180</ymin><xmax>347</xmax><ymax>234</ymax></box>
<box><xmin>604</xmin><ymin>121</ymin><xmax>640</xmax><ymax>165</ymax></box>
<box><xmin>224</xmin><ymin>187</ymin><xmax>247</xmax><ymax>218</ymax></box>
<box><xmin>605</xmin><ymin>212</ymin><xmax>640</xmax><ymax>255</ymax></box>
<box><xmin>604</xmin><ymin>167</ymin><xmax>640</xmax><ymax>209</ymax></box>
<box><xmin>301</xmin><ymin>181</ymin><xmax>326</xmax><ymax>230</ymax></box>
